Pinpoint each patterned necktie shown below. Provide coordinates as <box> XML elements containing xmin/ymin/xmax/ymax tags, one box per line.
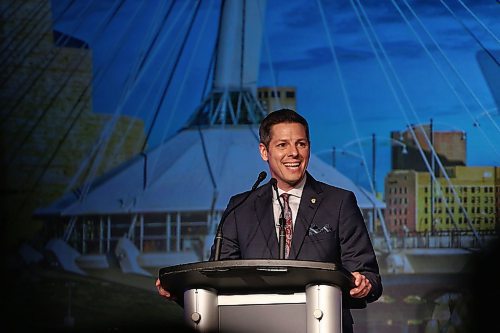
<box><xmin>280</xmin><ymin>193</ymin><xmax>293</xmax><ymax>259</ymax></box>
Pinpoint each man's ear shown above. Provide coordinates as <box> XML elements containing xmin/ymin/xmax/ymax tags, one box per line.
<box><xmin>259</xmin><ymin>143</ymin><xmax>268</xmax><ymax>161</ymax></box>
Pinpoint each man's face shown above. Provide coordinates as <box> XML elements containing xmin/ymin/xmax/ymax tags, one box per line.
<box><xmin>259</xmin><ymin>122</ymin><xmax>310</xmax><ymax>191</ymax></box>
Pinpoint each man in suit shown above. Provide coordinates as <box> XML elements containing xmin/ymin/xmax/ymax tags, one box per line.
<box><xmin>157</xmin><ymin>108</ymin><xmax>382</xmax><ymax>332</ymax></box>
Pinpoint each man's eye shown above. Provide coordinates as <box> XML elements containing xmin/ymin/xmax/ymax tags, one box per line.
<box><xmin>277</xmin><ymin>143</ymin><xmax>286</xmax><ymax>148</ymax></box>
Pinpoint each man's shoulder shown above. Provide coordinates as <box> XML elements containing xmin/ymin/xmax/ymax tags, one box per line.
<box><xmin>307</xmin><ymin>174</ymin><xmax>354</xmax><ymax>197</ymax></box>
<box><xmin>229</xmin><ymin>182</ymin><xmax>269</xmax><ymax>201</ymax></box>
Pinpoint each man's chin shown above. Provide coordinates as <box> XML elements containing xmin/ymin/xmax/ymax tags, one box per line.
<box><xmin>285</xmin><ymin>175</ymin><xmax>305</xmax><ymax>186</ymax></box>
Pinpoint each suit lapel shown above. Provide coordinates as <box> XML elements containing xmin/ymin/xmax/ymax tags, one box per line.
<box><xmin>255</xmin><ymin>183</ymin><xmax>279</xmax><ymax>258</ymax></box>
<box><xmin>289</xmin><ymin>174</ymin><xmax>322</xmax><ymax>259</ymax></box>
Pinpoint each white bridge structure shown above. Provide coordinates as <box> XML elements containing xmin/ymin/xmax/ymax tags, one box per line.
<box><xmin>34</xmin><ymin>0</ymin><xmax>385</xmax><ymax>278</ymax></box>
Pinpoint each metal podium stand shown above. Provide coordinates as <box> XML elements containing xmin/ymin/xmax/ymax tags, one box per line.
<box><xmin>159</xmin><ymin>260</ymin><xmax>356</xmax><ymax>333</ymax></box>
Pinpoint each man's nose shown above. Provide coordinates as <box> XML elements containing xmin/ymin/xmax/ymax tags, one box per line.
<box><xmin>288</xmin><ymin>145</ymin><xmax>299</xmax><ymax>156</ymax></box>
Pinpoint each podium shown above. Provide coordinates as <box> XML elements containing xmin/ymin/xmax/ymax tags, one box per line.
<box><xmin>159</xmin><ymin>259</ymin><xmax>357</xmax><ymax>333</ymax></box>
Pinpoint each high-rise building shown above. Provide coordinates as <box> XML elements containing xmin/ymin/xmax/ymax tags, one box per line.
<box><xmin>0</xmin><ymin>0</ymin><xmax>145</xmax><ymax>247</ymax></box>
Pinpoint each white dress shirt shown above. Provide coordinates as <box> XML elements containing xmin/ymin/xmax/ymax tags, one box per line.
<box><xmin>272</xmin><ymin>175</ymin><xmax>306</xmax><ymax>238</ymax></box>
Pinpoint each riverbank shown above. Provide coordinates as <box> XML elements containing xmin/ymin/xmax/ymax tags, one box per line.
<box><xmin>2</xmin><ymin>262</ymin><xmax>188</xmax><ymax>332</ymax></box>
<box><xmin>5</xmin><ymin>240</ymin><xmax>498</xmax><ymax>333</ymax></box>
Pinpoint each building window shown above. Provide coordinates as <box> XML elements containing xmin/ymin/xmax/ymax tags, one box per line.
<box><xmin>286</xmin><ymin>91</ymin><xmax>295</xmax><ymax>98</ymax></box>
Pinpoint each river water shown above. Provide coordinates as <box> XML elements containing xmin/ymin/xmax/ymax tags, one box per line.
<box><xmin>351</xmin><ymin>273</ymin><xmax>471</xmax><ymax>333</ymax></box>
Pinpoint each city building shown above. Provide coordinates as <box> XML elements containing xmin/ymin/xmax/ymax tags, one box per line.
<box><xmin>384</xmin><ymin>166</ymin><xmax>499</xmax><ymax>236</ymax></box>
<box><xmin>391</xmin><ymin>124</ymin><xmax>466</xmax><ymax>172</ymax></box>
<box><xmin>0</xmin><ymin>0</ymin><xmax>145</xmax><ymax>248</ymax></box>
<box><xmin>257</xmin><ymin>86</ymin><xmax>296</xmax><ymax>113</ymax></box>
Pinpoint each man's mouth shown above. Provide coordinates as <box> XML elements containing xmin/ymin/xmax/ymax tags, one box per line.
<box><xmin>283</xmin><ymin>162</ymin><xmax>300</xmax><ymax>169</ymax></box>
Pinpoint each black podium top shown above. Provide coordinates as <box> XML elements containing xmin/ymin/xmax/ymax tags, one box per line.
<box><xmin>159</xmin><ymin>259</ymin><xmax>356</xmax><ymax>302</ymax></box>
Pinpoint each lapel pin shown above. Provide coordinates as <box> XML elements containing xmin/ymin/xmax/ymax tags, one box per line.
<box><xmin>311</xmin><ymin>198</ymin><xmax>316</xmax><ymax>204</ymax></box>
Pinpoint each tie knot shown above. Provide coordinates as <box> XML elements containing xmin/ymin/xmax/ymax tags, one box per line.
<box><xmin>280</xmin><ymin>193</ymin><xmax>290</xmax><ymax>203</ymax></box>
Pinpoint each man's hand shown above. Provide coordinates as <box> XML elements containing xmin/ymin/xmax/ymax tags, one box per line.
<box><xmin>155</xmin><ymin>278</ymin><xmax>173</xmax><ymax>299</ymax></box>
<box><xmin>349</xmin><ymin>272</ymin><xmax>372</xmax><ymax>298</ymax></box>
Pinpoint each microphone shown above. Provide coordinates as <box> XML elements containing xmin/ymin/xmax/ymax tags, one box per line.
<box><xmin>253</xmin><ymin>171</ymin><xmax>268</xmax><ymax>190</ymax></box>
<box><xmin>271</xmin><ymin>178</ymin><xmax>287</xmax><ymax>259</ymax></box>
<box><xmin>270</xmin><ymin>178</ymin><xmax>283</xmax><ymax>213</ymax></box>
<box><xmin>213</xmin><ymin>171</ymin><xmax>267</xmax><ymax>261</ymax></box>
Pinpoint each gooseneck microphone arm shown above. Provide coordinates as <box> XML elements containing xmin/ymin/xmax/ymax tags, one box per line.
<box><xmin>271</xmin><ymin>178</ymin><xmax>286</xmax><ymax>260</ymax></box>
<box><xmin>213</xmin><ymin>171</ymin><xmax>267</xmax><ymax>261</ymax></box>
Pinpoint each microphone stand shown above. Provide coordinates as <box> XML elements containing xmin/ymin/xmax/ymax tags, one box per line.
<box><xmin>278</xmin><ymin>216</ymin><xmax>286</xmax><ymax>260</ymax></box>
<box><xmin>271</xmin><ymin>179</ymin><xmax>286</xmax><ymax>260</ymax></box>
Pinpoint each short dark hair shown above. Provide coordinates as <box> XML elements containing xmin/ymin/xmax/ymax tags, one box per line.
<box><xmin>259</xmin><ymin>108</ymin><xmax>310</xmax><ymax>148</ymax></box>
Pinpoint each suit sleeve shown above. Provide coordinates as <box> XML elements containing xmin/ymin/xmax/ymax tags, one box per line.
<box><xmin>338</xmin><ymin>191</ymin><xmax>383</xmax><ymax>303</ymax></box>
<box><xmin>209</xmin><ymin>196</ymin><xmax>242</xmax><ymax>260</ymax></box>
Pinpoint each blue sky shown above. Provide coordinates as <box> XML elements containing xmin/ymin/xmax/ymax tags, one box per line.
<box><xmin>51</xmin><ymin>0</ymin><xmax>500</xmax><ymax>191</ymax></box>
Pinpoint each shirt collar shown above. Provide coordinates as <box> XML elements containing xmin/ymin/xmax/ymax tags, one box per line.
<box><xmin>274</xmin><ymin>174</ymin><xmax>307</xmax><ymax>199</ymax></box>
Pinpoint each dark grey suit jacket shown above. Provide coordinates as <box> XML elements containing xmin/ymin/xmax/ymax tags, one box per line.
<box><xmin>210</xmin><ymin>173</ymin><xmax>382</xmax><ymax>327</ymax></box>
